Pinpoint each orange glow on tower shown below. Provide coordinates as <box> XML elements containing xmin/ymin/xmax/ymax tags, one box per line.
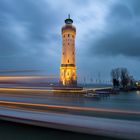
<box><xmin>60</xmin><ymin>15</ymin><xmax>77</xmax><ymax>86</ymax></box>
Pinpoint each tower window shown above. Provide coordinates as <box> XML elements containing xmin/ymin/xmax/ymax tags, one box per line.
<box><xmin>68</xmin><ymin>59</ymin><xmax>69</xmax><ymax>63</ymax></box>
<box><xmin>68</xmin><ymin>43</ymin><xmax>69</xmax><ymax>45</ymax></box>
<box><xmin>68</xmin><ymin>34</ymin><xmax>70</xmax><ymax>37</ymax></box>
<box><xmin>63</xmin><ymin>52</ymin><xmax>64</xmax><ymax>55</ymax></box>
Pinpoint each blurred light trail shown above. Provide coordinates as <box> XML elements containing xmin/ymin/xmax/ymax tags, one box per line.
<box><xmin>0</xmin><ymin>106</ymin><xmax>140</xmax><ymax>140</ymax></box>
<box><xmin>0</xmin><ymin>75</ymin><xmax>58</xmax><ymax>81</ymax></box>
<box><xmin>0</xmin><ymin>100</ymin><xmax>139</xmax><ymax>115</ymax></box>
<box><xmin>0</xmin><ymin>87</ymin><xmax>83</xmax><ymax>93</ymax></box>
<box><xmin>0</xmin><ymin>69</ymin><xmax>39</xmax><ymax>73</ymax></box>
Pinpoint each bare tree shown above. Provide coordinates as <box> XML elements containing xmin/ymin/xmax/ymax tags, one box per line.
<box><xmin>120</xmin><ymin>68</ymin><xmax>129</xmax><ymax>88</ymax></box>
<box><xmin>111</xmin><ymin>67</ymin><xmax>130</xmax><ymax>88</ymax></box>
<box><xmin>111</xmin><ymin>68</ymin><xmax>120</xmax><ymax>87</ymax></box>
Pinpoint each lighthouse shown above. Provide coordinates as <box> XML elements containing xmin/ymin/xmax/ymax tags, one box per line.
<box><xmin>60</xmin><ymin>15</ymin><xmax>77</xmax><ymax>86</ymax></box>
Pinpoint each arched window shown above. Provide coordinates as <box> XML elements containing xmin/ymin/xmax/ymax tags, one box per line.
<box><xmin>68</xmin><ymin>59</ymin><xmax>69</xmax><ymax>63</ymax></box>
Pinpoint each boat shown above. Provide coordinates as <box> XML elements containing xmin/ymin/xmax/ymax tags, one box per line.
<box><xmin>84</xmin><ymin>93</ymin><xmax>100</xmax><ymax>99</ymax></box>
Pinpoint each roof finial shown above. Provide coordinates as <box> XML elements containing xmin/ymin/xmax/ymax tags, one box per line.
<box><xmin>65</xmin><ymin>14</ymin><xmax>73</xmax><ymax>24</ymax></box>
<box><xmin>68</xmin><ymin>14</ymin><xmax>70</xmax><ymax>19</ymax></box>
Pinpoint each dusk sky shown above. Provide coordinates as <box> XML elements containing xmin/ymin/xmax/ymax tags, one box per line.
<box><xmin>0</xmin><ymin>0</ymin><xmax>140</xmax><ymax>82</ymax></box>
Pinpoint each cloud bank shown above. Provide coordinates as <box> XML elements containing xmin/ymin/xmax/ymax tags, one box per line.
<box><xmin>0</xmin><ymin>0</ymin><xmax>140</xmax><ymax>81</ymax></box>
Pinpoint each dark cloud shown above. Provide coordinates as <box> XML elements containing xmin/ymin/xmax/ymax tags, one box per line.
<box><xmin>108</xmin><ymin>3</ymin><xmax>133</xmax><ymax>22</ymax></box>
<box><xmin>93</xmin><ymin>29</ymin><xmax>140</xmax><ymax>57</ymax></box>
<box><xmin>0</xmin><ymin>0</ymin><xmax>140</xmax><ymax>80</ymax></box>
<box><xmin>126</xmin><ymin>0</ymin><xmax>140</xmax><ymax>16</ymax></box>
<box><xmin>89</xmin><ymin>0</ymin><xmax>140</xmax><ymax>58</ymax></box>
<box><xmin>0</xmin><ymin>0</ymin><xmax>62</xmax><ymax>72</ymax></box>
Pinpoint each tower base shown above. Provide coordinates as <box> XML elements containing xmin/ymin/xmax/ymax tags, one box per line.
<box><xmin>59</xmin><ymin>80</ymin><xmax>77</xmax><ymax>87</ymax></box>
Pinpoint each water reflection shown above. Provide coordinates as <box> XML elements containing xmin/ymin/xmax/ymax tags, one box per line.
<box><xmin>0</xmin><ymin>90</ymin><xmax>140</xmax><ymax>111</ymax></box>
<box><xmin>136</xmin><ymin>90</ymin><xmax>140</xmax><ymax>95</ymax></box>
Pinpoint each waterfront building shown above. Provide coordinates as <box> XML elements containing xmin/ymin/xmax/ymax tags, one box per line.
<box><xmin>60</xmin><ymin>15</ymin><xmax>77</xmax><ymax>86</ymax></box>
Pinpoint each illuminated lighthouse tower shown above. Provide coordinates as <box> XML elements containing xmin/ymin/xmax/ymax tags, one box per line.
<box><xmin>60</xmin><ymin>15</ymin><xmax>77</xmax><ymax>86</ymax></box>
